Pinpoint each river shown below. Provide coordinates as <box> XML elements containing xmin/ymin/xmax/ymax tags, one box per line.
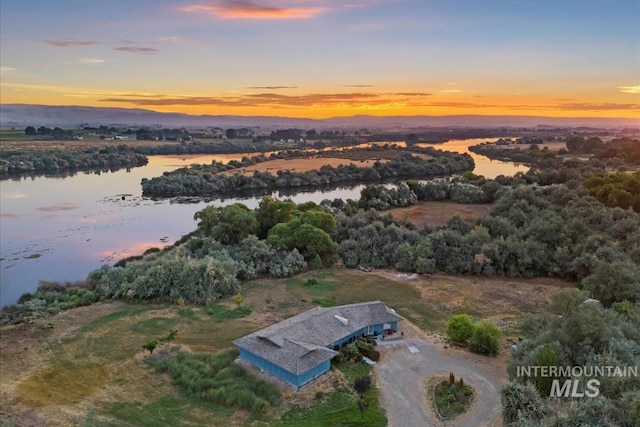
<box><xmin>0</xmin><ymin>138</ymin><xmax>528</xmax><ymax>306</ymax></box>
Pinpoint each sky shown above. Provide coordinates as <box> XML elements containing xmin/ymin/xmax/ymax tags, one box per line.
<box><xmin>1</xmin><ymin>0</ymin><xmax>639</xmax><ymax>119</ymax></box>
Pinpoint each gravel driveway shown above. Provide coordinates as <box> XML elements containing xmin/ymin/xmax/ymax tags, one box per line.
<box><xmin>375</xmin><ymin>335</ymin><xmax>503</xmax><ymax>427</ymax></box>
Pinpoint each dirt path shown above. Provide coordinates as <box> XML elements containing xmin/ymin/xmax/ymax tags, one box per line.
<box><xmin>375</xmin><ymin>323</ymin><xmax>504</xmax><ymax>427</ymax></box>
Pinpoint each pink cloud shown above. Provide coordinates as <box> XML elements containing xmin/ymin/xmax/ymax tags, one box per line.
<box><xmin>45</xmin><ymin>40</ymin><xmax>97</xmax><ymax>47</ymax></box>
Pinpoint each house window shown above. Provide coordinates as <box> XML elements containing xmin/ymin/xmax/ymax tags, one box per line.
<box><xmin>367</xmin><ymin>325</ymin><xmax>374</xmax><ymax>335</ymax></box>
<box><xmin>383</xmin><ymin>323</ymin><xmax>391</xmax><ymax>330</ymax></box>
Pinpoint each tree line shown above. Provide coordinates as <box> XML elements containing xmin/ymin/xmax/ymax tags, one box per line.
<box><xmin>141</xmin><ymin>147</ymin><xmax>475</xmax><ymax>197</ymax></box>
<box><xmin>0</xmin><ymin>145</ymin><xmax>148</xmax><ymax>177</ymax></box>
<box><xmin>5</xmin><ymin>156</ymin><xmax>638</xmax><ymax>324</ymax></box>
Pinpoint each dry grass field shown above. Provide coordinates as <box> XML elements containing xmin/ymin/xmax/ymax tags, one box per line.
<box><xmin>494</xmin><ymin>141</ymin><xmax>567</xmax><ymax>151</ymax></box>
<box><xmin>0</xmin><ymin>269</ymin><xmax>574</xmax><ymax>426</ymax></box>
<box><xmin>220</xmin><ymin>157</ymin><xmax>386</xmax><ymax>176</ymax></box>
<box><xmin>388</xmin><ymin>201</ymin><xmax>492</xmax><ymax>228</ymax></box>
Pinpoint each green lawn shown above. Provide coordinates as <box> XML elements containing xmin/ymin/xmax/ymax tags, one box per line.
<box><xmin>0</xmin><ymin>129</ymin><xmax>34</xmax><ymax>141</ymax></box>
<box><xmin>275</xmin><ymin>363</ymin><xmax>386</xmax><ymax>427</ymax></box>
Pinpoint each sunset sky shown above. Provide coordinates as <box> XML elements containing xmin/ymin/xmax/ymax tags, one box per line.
<box><xmin>1</xmin><ymin>0</ymin><xmax>639</xmax><ymax>118</ymax></box>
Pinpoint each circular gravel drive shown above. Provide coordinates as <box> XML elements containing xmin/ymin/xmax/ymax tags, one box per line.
<box><xmin>375</xmin><ymin>333</ymin><xmax>504</xmax><ymax>427</ymax></box>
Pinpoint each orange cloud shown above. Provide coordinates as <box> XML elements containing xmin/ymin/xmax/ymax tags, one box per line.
<box><xmin>423</xmin><ymin>100</ymin><xmax>639</xmax><ymax>112</ymax></box>
<box><xmin>246</xmin><ymin>86</ymin><xmax>298</xmax><ymax>89</ymax></box>
<box><xmin>99</xmin><ymin>91</ymin><xmax>434</xmax><ymax>108</ymax></box>
<box><xmin>180</xmin><ymin>1</ymin><xmax>327</xmax><ymax>19</ymax></box>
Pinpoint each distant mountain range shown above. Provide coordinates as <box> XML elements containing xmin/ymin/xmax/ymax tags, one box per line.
<box><xmin>1</xmin><ymin>103</ymin><xmax>638</xmax><ymax>129</ymax></box>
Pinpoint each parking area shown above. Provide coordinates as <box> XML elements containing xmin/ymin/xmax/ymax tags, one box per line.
<box><xmin>375</xmin><ymin>330</ymin><xmax>504</xmax><ymax>427</ymax></box>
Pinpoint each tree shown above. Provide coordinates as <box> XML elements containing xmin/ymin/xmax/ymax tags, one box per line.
<box><xmin>354</xmin><ymin>376</ymin><xmax>371</xmax><ymax>397</ymax></box>
<box><xmin>446</xmin><ymin>314</ymin><xmax>476</xmax><ymax>344</ymax></box>
<box><xmin>565</xmin><ymin>136</ymin><xmax>585</xmax><ymax>153</ymax></box>
<box><xmin>194</xmin><ymin>204</ymin><xmax>258</xmax><ymax>245</ymax></box>
<box><xmin>256</xmin><ymin>196</ymin><xmax>296</xmax><ymax>238</ymax></box>
<box><xmin>299</xmin><ymin>209</ymin><xmax>337</xmax><ymax>237</ymax></box>
<box><xmin>24</xmin><ymin>126</ymin><xmax>36</xmax><ymax>136</ymax></box>
<box><xmin>581</xmin><ymin>261</ymin><xmax>640</xmax><ymax>307</ymax></box>
<box><xmin>267</xmin><ymin>217</ymin><xmax>337</xmax><ymax>262</ymax></box>
<box><xmin>225</xmin><ymin>128</ymin><xmax>237</xmax><ymax>139</ymax></box>
<box><xmin>469</xmin><ymin>321</ymin><xmax>502</xmax><ymax>356</ymax></box>
<box><xmin>548</xmin><ymin>288</ymin><xmax>590</xmax><ymax>316</ymax></box>
<box><xmin>142</xmin><ymin>339</ymin><xmax>158</xmax><ymax>354</ymax></box>
<box><xmin>530</xmin><ymin>343</ymin><xmax>558</xmax><ymax>396</ymax></box>
<box><xmin>394</xmin><ymin>242</ymin><xmax>416</xmax><ymax>271</ymax></box>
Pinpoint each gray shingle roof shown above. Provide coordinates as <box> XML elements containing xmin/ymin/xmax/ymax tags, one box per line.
<box><xmin>233</xmin><ymin>300</ymin><xmax>402</xmax><ymax>375</ymax></box>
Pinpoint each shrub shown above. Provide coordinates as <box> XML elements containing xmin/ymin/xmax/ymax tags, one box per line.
<box><xmin>469</xmin><ymin>321</ymin><xmax>502</xmax><ymax>356</ymax></box>
<box><xmin>142</xmin><ymin>339</ymin><xmax>158</xmax><ymax>354</ymax></box>
<box><xmin>446</xmin><ymin>314</ymin><xmax>476</xmax><ymax>344</ymax></box>
<box><xmin>356</xmin><ymin>338</ymin><xmax>381</xmax><ymax>361</ymax></box>
<box><xmin>336</xmin><ymin>343</ymin><xmax>359</xmax><ymax>363</ymax></box>
<box><xmin>501</xmin><ymin>381</ymin><xmax>546</xmax><ymax>424</ymax></box>
<box><xmin>354</xmin><ymin>376</ymin><xmax>371</xmax><ymax>396</ymax></box>
<box><xmin>149</xmin><ymin>349</ymin><xmax>280</xmax><ymax>415</ymax></box>
<box><xmin>304</xmin><ymin>278</ymin><xmax>319</xmax><ymax>286</ymax></box>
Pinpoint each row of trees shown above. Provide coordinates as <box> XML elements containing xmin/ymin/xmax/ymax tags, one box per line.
<box><xmin>0</xmin><ymin>145</ymin><xmax>148</xmax><ymax>176</ymax></box>
<box><xmin>5</xmin><ymin>164</ymin><xmax>639</xmax><ymax>322</ymax></box>
<box><xmin>336</xmin><ymin>183</ymin><xmax>640</xmax><ymax>284</ymax></box>
<box><xmin>141</xmin><ymin>148</ymin><xmax>474</xmax><ymax>197</ymax></box>
<box><xmin>24</xmin><ymin>126</ymin><xmax>75</xmax><ymax>139</ymax></box>
<box><xmin>472</xmin><ymin>137</ymin><xmax>640</xmax><ymax>169</ymax></box>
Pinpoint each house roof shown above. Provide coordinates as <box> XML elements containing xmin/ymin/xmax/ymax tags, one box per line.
<box><xmin>233</xmin><ymin>300</ymin><xmax>402</xmax><ymax>375</ymax></box>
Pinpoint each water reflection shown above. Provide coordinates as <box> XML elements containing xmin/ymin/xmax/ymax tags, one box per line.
<box><xmin>0</xmin><ymin>138</ymin><xmax>527</xmax><ymax>306</ymax></box>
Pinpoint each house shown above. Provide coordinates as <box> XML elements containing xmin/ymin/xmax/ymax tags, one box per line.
<box><xmin>233</xmin><ymin>300</ymin><xmax>402</xmax><ymax>388</ymax></box>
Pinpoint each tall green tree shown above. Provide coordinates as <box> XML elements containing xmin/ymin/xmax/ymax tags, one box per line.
<box><xmin>256</xmin><ymin>196</ymin><xmax>295</xmax><ymax>238</ymax></box>
<box><xmin>194</xmin><ymin>203</ymin><xmax>258</xmax><ymax>244</ymax></box>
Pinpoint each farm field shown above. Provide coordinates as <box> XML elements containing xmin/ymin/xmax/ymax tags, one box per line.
<box><xmin>0</xmin><ymin>268</ymin><xmax>573</xmax><ymax>426</ymax></box>
<box><xmin>0</xmin><ymin>135</ymin><xmax>254</xmax><ymax>152</ymax></box>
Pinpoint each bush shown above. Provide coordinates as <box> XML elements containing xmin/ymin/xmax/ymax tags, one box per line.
<box><xmin>149</xmin><ymin>349</ymin><xmax>280</xmax><ymax>415</ymax></box>
<box><xmin>335</xmin><ymin>343</ymin><xmax>359</xmax><ymax>363</ymax></box>
<box><xmin>446</xmin><ymin>314</ymin><xmax>476</xmax><ymax>344</ymax></box>
<box><xmin>469</xmin><ymin>321</ymin><xmax>502</xmax><ymax>356</ymax></box>
<box><xmin>356</xmin><ymin>338</ymin><xmax>381</xmax><ymax>361</ymax></box>
<box><xmin>501</xmin><ymin>381</ymin><xmax>546</xmax><ymax>424</ymax></box>
<box><xmin>354</xmin><ymin>376</ymin><xmax>371</xmax><ymax>396</ymax></box>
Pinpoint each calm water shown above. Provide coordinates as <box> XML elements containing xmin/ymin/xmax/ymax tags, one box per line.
<box><xmin>0</xmin><ymin>138</ymin><xmax>528</xmax><ymax>306</ymax></box>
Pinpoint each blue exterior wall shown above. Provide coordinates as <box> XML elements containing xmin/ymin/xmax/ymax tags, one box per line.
<box><xmin>297</xmin><ymin>360</ymin><xmax>332</xmax><ymax>386</ymax></box>
<box><xmin>238</xmin><ymin>319</ymin><xmax>399</xmax><ymax>387</ymax></box>
<box><xmin>239</xmin><ymin>348</ymin><xmax>331</xmax><ymax>388</ymax></box>
<box><xmin>328</xmin><ymin>322</ymin><xmax>399</xmax><ymax>350</ymax></box>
